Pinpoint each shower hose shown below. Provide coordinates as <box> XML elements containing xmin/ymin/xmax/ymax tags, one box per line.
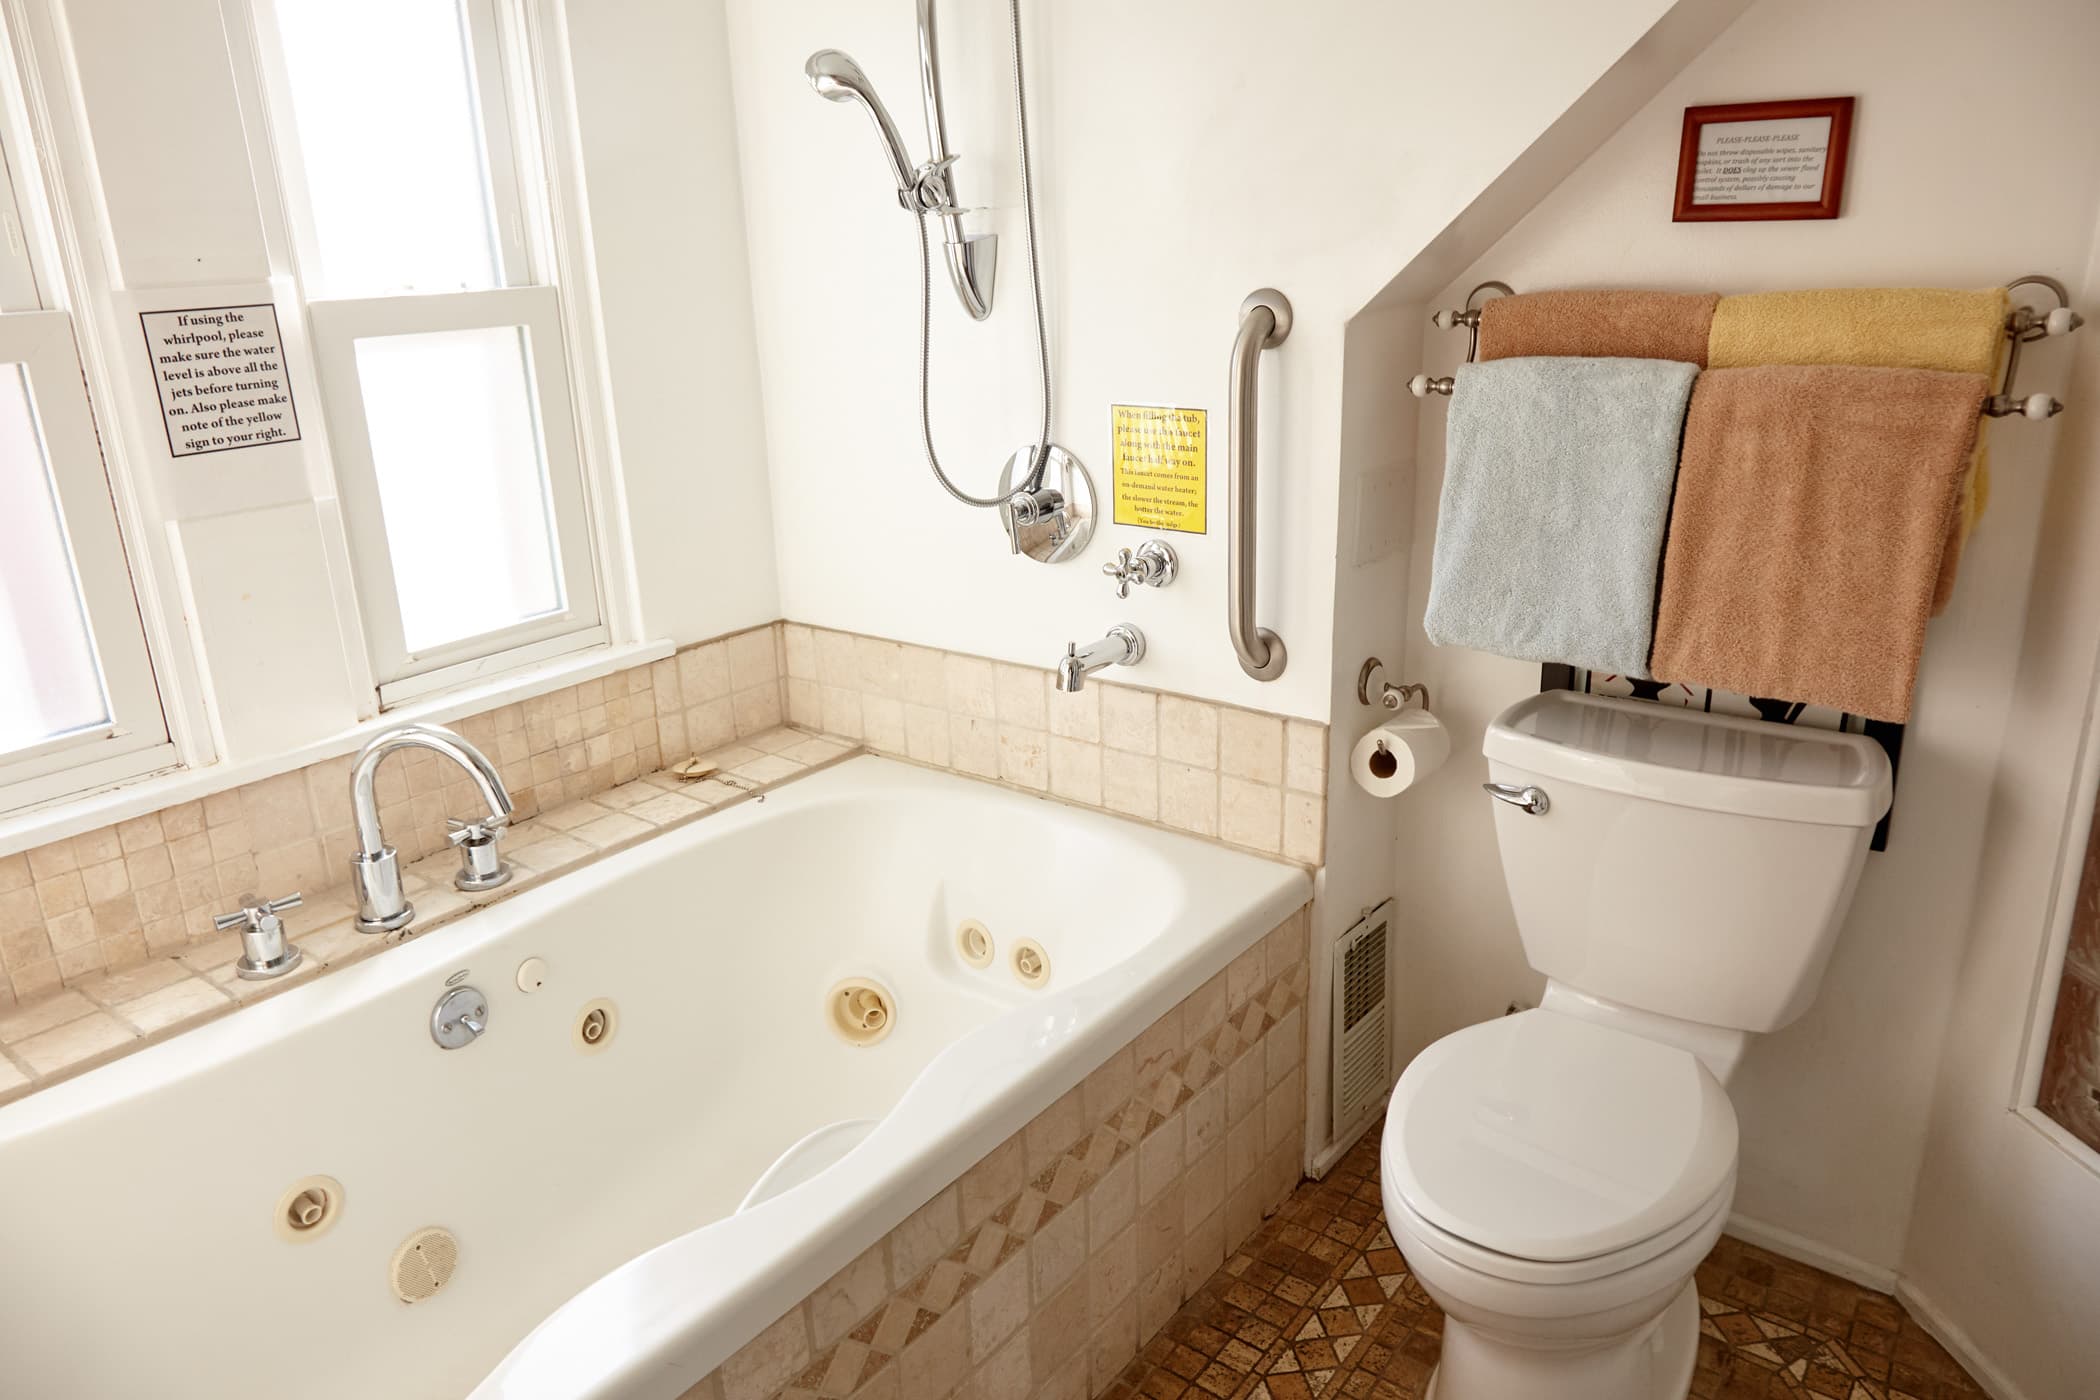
<box><xmin>913</xmin><ymin>0</ymin><xmax>1053</xmax><ymax>509</ymax></box>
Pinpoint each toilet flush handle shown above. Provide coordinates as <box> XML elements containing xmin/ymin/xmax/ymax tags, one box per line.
<box><xmin>1483</xmin><ymin>782</ymin><xmax>1550</xmax><ymax>816</ymax></box>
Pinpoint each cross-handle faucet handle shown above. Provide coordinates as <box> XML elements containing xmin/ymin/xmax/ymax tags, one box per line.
<box><xmin>1100</xmin><ymin>540</ymin><xmax>1178</xmax><ymax>599</ymax></box>
<box><xmin>1102</xmin><ymin>548</ymin><xmax>1139</xmax><ymax>598</ymax></box>
<box><xmin>213</xmin><ymin>891</ymin><xmax>302</xmax><ymax>931</ymax></box>
<box><xmin>447</xmin><ymin>816</ymin><xmax>513</xmax><ymax>895</ymax></box>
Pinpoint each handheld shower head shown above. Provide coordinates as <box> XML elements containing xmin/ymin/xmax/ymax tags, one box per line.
<box><xmin>805</xmin><ymin>49</ymin><xmax>917</xmax><ymax>199</ymax></box>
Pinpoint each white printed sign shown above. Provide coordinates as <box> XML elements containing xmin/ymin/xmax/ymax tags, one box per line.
<box><xmin>140</xmin><ymin>303</ymin><xmax>302</xmax><ymax>458</ymax></box>
<box><xmin>1691</xmin><ymin>115</ymin><xmax>1834</xmax><ymax>205</ymax></box>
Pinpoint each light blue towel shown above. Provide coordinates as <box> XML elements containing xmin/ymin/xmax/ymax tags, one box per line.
<box><xmin>1423</xmin><ymin>356</ymin><xmax>1698</xmax><ymax>678</ymax></box>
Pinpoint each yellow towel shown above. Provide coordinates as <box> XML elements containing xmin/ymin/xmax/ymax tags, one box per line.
<box><xmin>1708</xmin><ymin>287</ymin><xmax>2008</xmax><ymax>612</ymax></box>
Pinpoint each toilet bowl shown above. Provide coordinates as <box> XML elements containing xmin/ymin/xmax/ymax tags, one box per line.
<box><xmin>1381</xmin><ymin>691</ymin><xmax>1892</xmax><ymax>1400</ymax></box>
<box><xmin>1380</xmin><ymin>1010</ymin><xmax>1737</xmax><ymax>1400</ymax></box>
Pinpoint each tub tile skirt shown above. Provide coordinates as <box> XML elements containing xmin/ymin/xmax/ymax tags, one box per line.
<box><xmin>1102</xmin><ymin>1122</ymin><xmax>1989</xmax><ymax>1400</ymax></box>
<box><xmin>684</xmin><ymin>910</ymin><xmax>1314</xmax><ymax>1400</ymax></box>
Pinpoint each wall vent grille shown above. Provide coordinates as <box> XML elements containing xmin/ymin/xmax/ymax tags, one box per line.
<box><xmin>1331</xmin><ymin>900</ymin><xmax>1394</xmax><ymax>1131</ymax></box>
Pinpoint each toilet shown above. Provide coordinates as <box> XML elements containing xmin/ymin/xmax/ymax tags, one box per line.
<box><xmin>1380</xmin><ymin>691</ymin><xmax>1892</xmax><ymax>1400</ymax></box>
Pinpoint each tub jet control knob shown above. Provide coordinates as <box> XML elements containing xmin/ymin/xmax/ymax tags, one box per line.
<box><xmin>431</xmin><ymin>986</ymin><xmax>489</xmax><ymax>1049</ymax></box>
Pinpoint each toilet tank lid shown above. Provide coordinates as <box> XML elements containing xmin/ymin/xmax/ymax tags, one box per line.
<box><xmin>1484</xmin><ymin>692</ymin><xmax>1892</xmax><ymax>827</ymax></box>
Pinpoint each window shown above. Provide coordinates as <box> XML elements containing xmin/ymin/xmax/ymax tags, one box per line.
<box><xmin>0</xmin><ymin>76</ymin><xmax>171</xmax><ymax>813</ymax></box>
<box><xmin>256</xmin><ymin>0</ymin><xmax>603</xmax><ymax>704</ymax></box>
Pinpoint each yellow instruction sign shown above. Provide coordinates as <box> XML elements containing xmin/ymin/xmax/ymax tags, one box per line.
<box><xmin>1111</xmin><ymin>404</ymin><xmax>1207</xmax><ymax>534</ymax></box>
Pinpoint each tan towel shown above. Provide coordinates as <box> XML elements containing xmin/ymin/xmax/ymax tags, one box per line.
<box><xmin>1649</xmin><ymin>365</ymin><xmax>1987</xmax><ymax>722</ymax></box>
<box><xmin>1708</xmin><ymin>286</ymin><xmax>2009</xmax><ymax>614</ymax></box>
<box><xmin>1477</xmin><ymin>290</ymin><xmax>1721</xmax><ymax>365</ymax></box>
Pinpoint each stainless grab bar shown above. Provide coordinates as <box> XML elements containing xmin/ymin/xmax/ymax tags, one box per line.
<box><xmin>1228</xmin><ymin>289</ymin><xmax>1291</xmax><ymax>681</ymax></box>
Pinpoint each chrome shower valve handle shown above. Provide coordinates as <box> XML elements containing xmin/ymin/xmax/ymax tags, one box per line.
<box><xmin>1101</xmin><ymin>540</ymin><xmax>1178</xmax><ymax>598</ymax></box>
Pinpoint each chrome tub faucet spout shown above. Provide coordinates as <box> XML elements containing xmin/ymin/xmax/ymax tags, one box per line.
<box><xmin>348</xmin><ymin>723</ymin><xmax>514</xmax><ymax>934</ymax></box>
<box><xmin>1055</xmin><ymin>625</ymin><xmax>1144</xmax><ymax>693</ymax></box>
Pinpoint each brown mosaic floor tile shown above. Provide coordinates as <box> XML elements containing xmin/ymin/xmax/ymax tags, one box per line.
<box><xmin>1117</xmin><ymin>1118</ymin><xmax>1988</xmax><ymax>1400</ymax></box>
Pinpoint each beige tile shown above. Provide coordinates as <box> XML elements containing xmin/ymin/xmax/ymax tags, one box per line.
<box><xmin>0</xmin><ymin>1054</ymin><xmax>26</xmax><ymax>1094</ymax></box>
<box><xmin>891</xmin><ymin>1185</ymin><xmax>963</xmax><ymax>1282</ymax></box>
<box><xmin>70</xmin><ymin>827</ymin><xmax>121</xmax><ymax>866</ymax></box>
<box><xmin>1030</xmin><ymin>1275</ymin><xmax>1090</xmax><ymax>1384</ymax></box>
<box><xmin>997</xmin><ymin>727</ymin><xmax>1048</xmax><ymax>791</ymax></box>
<box><xmin>1099</xmin><ymin>686</ymin><xmax>1156</xmax><ymax>755</ymax></box>
<box><xmin>819</xmin><ymin>686</ymin><xmax>863</xmax><ymax>740</ymax></box>
<box><xmin>852</xmin><ymin>635</ymin><xmax>905</xmax><ymax>697</ymax></box>
<box><xmin>944</xmin><ymin>654</ymin><xmax>997</xmax><ymax>720</ymax></box>
<box><xmin>118</xmin><ymin>976</ymin><xmax>232</xmax><ymax>1034</ymax></box>
<box><xmin>1218</xmin><ymin>710</ymin><xmax>1284</xmax><ymax>785</ymax></box>
<box><xmin>26</xmin><ymin>842</ymin><xmax>78</xmax><ymax>880</ymax></box>
<box><xmin>782</xmin><ymin>623</ymin><xmax>817</xmax><ymax>680</ymax></box>
<box><xmin>899</xmin><ymin>1307</ymin><xmax>968</xmax><ymax>1398</ymax></box>
<box><xmin>1044</xmin><ymin>686</ymin><xmax>1096</xmax><ymax>748</ymax></box>
<box><xmin>35</xmin><ymin>871</ymin><xmax>87</xmax><ymax>917</ymax></box>
<box><xmin>726</xmin><ymin>629</ymin><xmax>777</xmax><ymax>691</ymax></box>
<box><xmin>970</xmin><ymin>1248</ymin><xmax>1033</xmax><ymax>1364</ymax></box>
<box><xmin>572</xmin><ymin>813</ymin><xmax>653</xmax><ymax>850</ymax></box>
<box><xmin>1283</xmin><ymin>791</ymin><xmax>1323</xmax><ymax>864</ymax></box>
<box><xmin>74</xmin><ymin>958</ymin><xmax>186</xmax><ymax>1007</ymax></box>
<box><xmin>1159</xmin><ymin>763</ymin><xmax>1218</xmax><ymax>837</ymax></box>
<box><xmin>813</xmin><ymin>628</ymin><xmax>859</xmax><ymax>688</ymax></box>
<box><xmin>0</xmin><ymin>988</ymin><xmax>96</xmax><ymax>1043</ymax></box>
<box><xmin>1102</xmin><ymin>752</ymin><xmax>1157</xmax><ymax>821</ymax></box>
<box><xmin>1219</xmin><ymin>777</ymin><xmax>1283</xmax><ymax>853</ymax></box>
<box><xmin>1285</xmin><ymin>720</ymin><xmax>1327</xmax><ymax>794</ymax></box>
<box><xmin>1138</xmin><ymin>1112</ymin><xmax>1185</xmax><ymax>1204</ymax></box>
<box><xmin>861</xmin><ymin>695</ymin><xmax>906</xmax><ymax>753</ymax></box>
<box><xmin>808</xmin><ymin>1242</ymin><xmax>889</xmax><ymax>1350</ymax></box>
<box><xmin>628</xmin><ymin>791</ymin><xmax>707</xmax><ymax>826</ymax></box>
<box><xmin>904</xmin><ymin>704</ymin><xmax>950</xmax><ymax>766</ymax></box>
<box><xmin>899</xmin><ymin>644</ymin><xmax>946</xmax><ymax>707</ymax></box>
<box><xmin>1031</xmin><ymin>1195</ymin><xmax>1088</xmax><ymax>1301</ymax></box>
<box><xmin>15</xmin><ymin>1010</ymin><xmax>134</xmax><ymax>1075</ymax></box>
<box><xmin>715</xmin><ymin>1304</ymin><xmax>810</xmax><ymax>1400</ymax></box>
<box><xmin>1049</xmin><ymin>737</ymin><xmax>1102</xmax><ymax>806</ymax></box>
<box><xmin>241</xmin><ymin>771</ymin><xmax>316</xmax><ymax>841</ymax></box>
<box><xmin>1159</xmin><ymin>696</ymin><xmax>1218</xmax><ymax>768</ymax></box>
<box><xmin>0</xmin><ymin>853</ymin><xmax>31</xmax><ymax>894</ymax></box>
<box><xmin>994</xmin><ymin>664</ymin><xmax>1048</xmax><ymax>729</ymax></box>
<box><xmin>678</xmin><ymin>643</ymin><xmax>732</xmax><ymax>703</ymax></box>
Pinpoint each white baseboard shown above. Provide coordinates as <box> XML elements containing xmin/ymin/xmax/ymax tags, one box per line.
<box><xmin>1307</xmin><ymin>1107</ymin><xmax>1381</xmax><ymax>1179</ymax></box>
<box><xmin>1723</xmin><ymin>1212</ymin><xmax>1898</xmax><ymax>1293</ymax></box>
<box><xmin>1894</xmin><ymin>1279</ymin><xmax>2030</xmax><ymax>1400</ymax></box>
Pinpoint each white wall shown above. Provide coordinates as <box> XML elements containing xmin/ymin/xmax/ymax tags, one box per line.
<box><xmin>723</xmin><ymin>0</ymin><xmax>1754</xmax><ymax>722</ymax></box>
<box><xmin>1898</xmin><ymin>223</ymin><xmax>2100</xmax><ymax>1400</ymax></box>
<box><xmin>1387</xmin><ymin>0</ymin><xmax>2100</xmax><ymax>1289</ymax></box>
<box><xmin>562</xmin><ymin>0</ymin><xmax>779</xmax><ymax>646</ymax></box>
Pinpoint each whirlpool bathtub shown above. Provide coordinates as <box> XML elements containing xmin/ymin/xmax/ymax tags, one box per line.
<box><xmin>0</xmin><ymin>756</ymin><xmax>1310</xmax><ymax>1399</ymax></box>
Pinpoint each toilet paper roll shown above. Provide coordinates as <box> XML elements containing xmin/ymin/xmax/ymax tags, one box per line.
<box><xmin>1351</xmin><ymin>710</ymin><xmax>1451</xmax><ymax>798</ymax></box>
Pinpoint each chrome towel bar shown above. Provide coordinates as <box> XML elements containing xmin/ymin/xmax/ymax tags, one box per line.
<box><xmin>1411</xmin><ymin>275</ymin><xmax>2084</xmax><ymax>417</ymax></box>
<box><xmin>1228</xmin><ymin>289</ymin><xmax>1291</xmax><ymax>681</ymax></box>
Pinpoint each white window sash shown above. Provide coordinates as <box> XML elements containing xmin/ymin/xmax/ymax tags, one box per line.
<box><xmin>305</xmin><ymin>284</ymin><xmax>603</xmax><ymax>703</ymax></box>
<box><xmin>0</xmin><ymin>310</ymin><xmax>173</xmax><ymax>809</ymax></box>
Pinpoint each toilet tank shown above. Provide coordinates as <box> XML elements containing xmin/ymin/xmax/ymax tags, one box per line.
<box><xmin>1484</xmin><ymin>692</ymin><xmax>1892</xmax><ymax>1033</ymax></box>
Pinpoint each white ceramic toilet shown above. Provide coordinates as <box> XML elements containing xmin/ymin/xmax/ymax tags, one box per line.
<box><xmin>1380</xmin><ymin>691</ymin><xmax>1892</xmax><ymax>1400</ymax></box>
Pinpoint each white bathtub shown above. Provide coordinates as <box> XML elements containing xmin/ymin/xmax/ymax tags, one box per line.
<box><xmin>0</xmin><ymin>756</ymin><xmax>1308</xmax><ymax>1399</ymax></box>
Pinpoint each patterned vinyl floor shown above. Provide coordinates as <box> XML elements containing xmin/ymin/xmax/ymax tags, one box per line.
<box><xmin>1103</xmin><ymin>1119</ymin><xmax>1986</xmax><ymax>1400</ymax></box>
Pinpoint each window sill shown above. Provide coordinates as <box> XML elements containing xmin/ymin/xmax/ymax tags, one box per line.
<box><xmin>0</xmin><ymin>637</ymin><xmax>677</xmax><ymax>860</ymax></box>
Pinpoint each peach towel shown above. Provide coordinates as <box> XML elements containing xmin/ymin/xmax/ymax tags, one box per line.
<box><xmin>1708</xmin><ymin>287</ymin><xmax>2009</xmax><ymax>613</ymax></box>
<box><xmin>1648</xmin><ymin>365</ymin><xmax>1987</xmax><ymax>723</ymax></box>
<box><xmin>1476</xmin><ymin>290</ymin><xmax>1720</xmax><ymax>366</ymax></box>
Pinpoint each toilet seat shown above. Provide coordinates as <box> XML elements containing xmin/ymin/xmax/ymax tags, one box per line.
<box><xmin>1386</xmin><ymin>1010</ymin><xmax>1737</xmax><ymax>1277</ymax></box>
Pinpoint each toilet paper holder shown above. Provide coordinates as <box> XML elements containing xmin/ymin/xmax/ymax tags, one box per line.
<box><xmin>1357</xmin><ymin>657</ymin><xmax>1430</xmax><ymax>713</ymax></box>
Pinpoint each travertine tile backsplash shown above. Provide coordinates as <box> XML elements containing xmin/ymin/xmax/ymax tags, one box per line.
<box><xmin>0</xmin><ymin>623</ymin><xmax>1325</xmax><ymax>1009</ymax></box>
<box><xmin>781</xmin><ymin>624</ymin><xmax>1327</xmax><ymax>868</ymax></box>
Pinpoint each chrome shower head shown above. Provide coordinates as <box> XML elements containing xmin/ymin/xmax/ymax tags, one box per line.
<box><xmin>805</xmin><ymin>49</ymin><xmax>917</xmax><ymax>198</ymax></box>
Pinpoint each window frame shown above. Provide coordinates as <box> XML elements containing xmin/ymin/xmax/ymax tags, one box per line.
<box><xmin>248</xmin><ymin>0</ymin><xmax>608</xmax><ymax>707</ymax></box>
<box><xmin>0</xmin><ymin>23</ymin><xmax>174</xmax><ymax>815</ymax></box>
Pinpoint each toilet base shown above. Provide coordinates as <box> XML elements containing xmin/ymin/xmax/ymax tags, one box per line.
<box><xmin>1421</xmin><ymin>1277</ymin><xmax>1699</xmax><ymax>1400</ymax></box>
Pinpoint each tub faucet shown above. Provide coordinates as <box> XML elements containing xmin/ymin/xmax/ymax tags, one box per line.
<box><xmin>1055</xmin><ymin>624</ymin><xmax>1145</xmax><ymax>693</ymax></box>
<box><xmin>348</xmin><ymin>722</ymin><xmax>514</xmax><ymax>934</ymax></box>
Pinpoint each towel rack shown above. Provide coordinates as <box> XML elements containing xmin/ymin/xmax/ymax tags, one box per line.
<box><xmin>1409</xmin><ymin>275</ymin><xmax>2086</xmax><ymax>417</ymax></box>
<box><xmin>1228</xmin><ymin>289</ymin><xmax>1290</xmax><ymax>681</ymax></box>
